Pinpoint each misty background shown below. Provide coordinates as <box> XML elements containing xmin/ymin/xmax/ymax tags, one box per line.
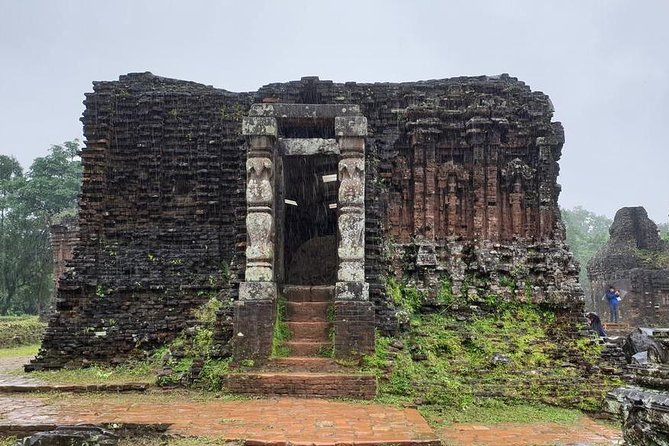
<box><xmin>1</xmin><ymin>0</ymin><xmax>667</xmax><ymax>222</ymax></box>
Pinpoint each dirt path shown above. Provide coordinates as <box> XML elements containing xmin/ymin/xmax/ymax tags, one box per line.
<box><xmin>0</xmin><ymin>356</ymin><xmax>45</xmax><ymax>386</ymax></box>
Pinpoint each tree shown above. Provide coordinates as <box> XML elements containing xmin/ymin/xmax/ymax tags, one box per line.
<box><xmin>0</xmin><ymin>141</ymin><xmax>82</xmax><ymax>314</ymax></box>
<box><xmin>561</xmin><ymin>206</ymin><xmax>613</xmax><ymax>301</ymax></box>
<box><xmin>659</xmin><ymin>222</ymin><xmax>669</xmax><ymax>242</ymax></box>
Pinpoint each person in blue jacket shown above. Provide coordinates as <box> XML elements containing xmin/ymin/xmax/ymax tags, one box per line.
<box><xmin>605</xmin><ymin>286</ymin><xmax>620</xmax><ymax>323</ymax></box>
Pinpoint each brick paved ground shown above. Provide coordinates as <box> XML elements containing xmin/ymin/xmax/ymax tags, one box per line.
<box><xmin>440</xmin><ymin>417</ymin><xmax>622</xmax><ymax>446</ymax></box>
<box><xmin>0</xmin><ymin>395</ymin><xmax>439</xmax><ymax>445</ymax></box>
<box><xmin>0</xmin><ymin>356</ymin><xmax>622</xmax><ymax>445</ymax></box>
<box><xmin>0</xmin><ymin>392</ymin><xmax>623</xmax><ymax>446</ymax></box>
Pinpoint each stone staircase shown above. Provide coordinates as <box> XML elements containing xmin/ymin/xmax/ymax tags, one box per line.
<box><xmin>604</xmin><ymin>322</ymin><xmax>632</xmax><ymax>337</ymax></box>
<box><xmin>220</xmin><ymin>285</ymin><xmax>377</xmax><ymax>399</ymax></box>
<box><xmin>285</xmin><ymin>285</ymin><xmax>333</xmax><ymax>356</ymax></box>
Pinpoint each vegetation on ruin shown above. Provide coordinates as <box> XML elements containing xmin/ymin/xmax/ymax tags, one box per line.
<box><xmin>271</xmin><ymin>295</ymin><xmax>290</xmax><ymax>357</ymax></box>
<box><xmin>0</xmin><ymin>141</ymin><xmax>82</xmax><ymax>315</ymax></box>
<box><xmin>153</xmin><ymin>296</ymin><xmax>234</xmax><ymax>390</ymax></box>
<box><xmin>365</xmin><ymin>276</ymin><xmax>622</xmax><ymax>419</ymax></box>
<box><xmin>636</xmin><ymin>248</ymin><xmax>669</xmax><ymax>269</ymax></box>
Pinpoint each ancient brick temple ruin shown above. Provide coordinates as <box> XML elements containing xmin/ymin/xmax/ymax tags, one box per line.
<box><xmin>29</xmin><ymin>73</ymin><xmax>582</xmax><ymax>370</ymax></box>
<box><xmin>588</xmin><ymin>207</ymin><xmax>669</xmax><ymax>327</ymax></box>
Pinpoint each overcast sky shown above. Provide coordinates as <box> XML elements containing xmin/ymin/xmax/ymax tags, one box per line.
<box><xmin>0</xmin><ymin>0</ymin><xmax>667</xmax><ymax>222</ymax></box>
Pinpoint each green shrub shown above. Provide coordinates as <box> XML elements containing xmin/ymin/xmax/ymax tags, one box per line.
<box><xmin>0</xmin><ymin>316</ymin><xmax>46</xmax><ymax>348</ymax></box>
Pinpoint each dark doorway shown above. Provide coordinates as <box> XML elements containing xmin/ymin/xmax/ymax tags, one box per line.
<box><xmin>283</xmin><ymin>155</ymin><xmax>338</xmax><ymax>285</ymax></box>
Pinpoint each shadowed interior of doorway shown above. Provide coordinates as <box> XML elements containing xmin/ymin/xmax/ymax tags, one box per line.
<box><xmin>283</xmin><ymin>155</ymin><xmax>338</xmax><ymax>285</ymax></box>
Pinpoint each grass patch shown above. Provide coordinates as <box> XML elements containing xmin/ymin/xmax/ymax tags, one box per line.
<box><xmin>29</xmin><ymin>361</ymin><xmax>156</xmax><ymax>385</ymax></box>
<box><xmin>0</xmin><ymin>343</ymin><xmax>39</xmax><ymax>358</ymax></box>
<box><xmin>0</xmin><ymin>437</ymin><xmax>17</xmax><ymax>446</ymax></box>
<box><xmin>39</xmin><ymin>388</ymin><xmax>248</xmax><ymax>406</ymax></box>
<box><xmin>421</xmin><ymin>398</ymin><xmax>582</xmax><ymax>426</ymax></box>
<box><xmin>0</xmin><ymin>316</ymin><xmax>46</xmax><ymax>348</ymax></box>
<box><xmin>119</xmin><ymin>436</ymin><xmax>241</xmax><ymax>446</ymax></box>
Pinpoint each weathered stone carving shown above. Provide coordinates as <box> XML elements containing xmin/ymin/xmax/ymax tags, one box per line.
<box><xmin>338</xmin><ymin>212</ymin><xmax>365</xmax><ymax>261</ymax></box>
<box><xmin>245</xmin><ymin>213</ymin><xmax>273</xmax><ymax>262</ymax></box>
<box><xmin>338</xmin><ymin>158</ymin><xmax>365</xmax><ymax>207</ymax></box>
<box><xmin>246</xmin><ymin>158</ymin><xmax>273</xmax><ymax>205</ymax></box>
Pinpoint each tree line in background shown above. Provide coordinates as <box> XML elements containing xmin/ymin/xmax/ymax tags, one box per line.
<box><xmin>561</xmin><ymin>207</ymin><xmax>669</xmax><ymax>297</ymax></box>
<box><xmin>0</xmin><ymin>141</ymin><xmax>81</xmax><ymax>315</ymax></box>
<box><xmin>0</xmin><ymin>140</ymin><xmax>666</xmax><ymax>315</ymax></box>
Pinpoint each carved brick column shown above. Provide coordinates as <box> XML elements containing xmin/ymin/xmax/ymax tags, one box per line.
<box><xmin>233</xmin><ymin>117</ymin><xmax>278</xmax><ymax>361</ymax></box>
<box><xmin>333</xmin><ymin>116</ymin><xmax>374</xmax><ymax>357</ymax></box>
<box><xmin>536</xmin><ymin>137</ymin><xmax>555</xmax><ymax>240</ymax></box>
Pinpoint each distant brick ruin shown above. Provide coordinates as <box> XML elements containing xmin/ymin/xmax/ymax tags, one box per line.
<box><xmin>588</xmin><ymin>206</ymin><xmax>669</xmax><ymax>326</ymax></box>
<box><xmin>29</xmin><ymin>73</ymin><xmax>582</xmax><ymax>369</ymax></box>
<box><xmin>49</xmin><ymin>218</ymin><xmax>79</xmax><ymax>296</ymax></box>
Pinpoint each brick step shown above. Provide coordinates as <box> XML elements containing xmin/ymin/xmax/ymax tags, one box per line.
<box><xmin>286</xmin><ymin>301</ymin><xmax>329</xmax><ymax>322</ymax></box>
<box><xmin>285</xmin><ymin>341</ymin><xmax>331</xmax><ymax>356</ymax></box>
<box><xmin>220</xmin><ymin>372</ymin><xmax>377</xmax><ymax>399</ymax></box>
<box><xmin>284</xmin><ymin>285</ymin><xmax>333</xmax><ymax>302</ymax></box>
<box><xmin>287</xmin><ymin>322</ymin><xmax>331</xmax><ymax>341</ymax></box>
<box><xmin>264</xmin><ymin>357</ymin><xmax>351</xmax><ymax>373</ymax></box>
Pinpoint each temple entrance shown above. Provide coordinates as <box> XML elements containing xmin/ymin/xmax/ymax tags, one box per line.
<box><xmin>234</xmin><ymin>103</ymin><xmax>374</xmax><ymax>361</ymax></box>
<box><xmin>282</xmin><ymin>155</ymin><xmax>338</xmax><ymax>285</ymax></box>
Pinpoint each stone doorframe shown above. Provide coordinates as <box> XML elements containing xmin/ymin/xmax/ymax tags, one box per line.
<box><xmin>232</xmin><ymin>103</ymin><xmax>375</xmax><ymax>360</ymax></box>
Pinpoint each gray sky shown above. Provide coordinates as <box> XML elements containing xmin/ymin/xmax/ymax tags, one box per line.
<box><xmin>1</xmin><ymin>0</ymin><xmax>667</xmax><ymax>222</ymax></box>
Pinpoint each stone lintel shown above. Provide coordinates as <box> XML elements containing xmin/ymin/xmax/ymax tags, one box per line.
<box><xmin>242</xmin><ymin>117</ymin><xmax>278</xmax><ymax>137</ymax></box>
<box><xmin>335</xmin><ymin>281</ymin><xmax>369</xmax><ymax>301</ymax></box>
<box><xmin>335</xmin><ymin>116</ymin><xmax>367</xmax><ymax>137</ymax></box>
<box><xmin>249</xmin><ymin>103</ymin><xmax>360</xmax><ymax>119</ymax></box>
<box><xmin>278</xmin><ymin>138</ymin><xmax>340</xmax><ymax>156</ymax></box>
<box><xmin>239</xmin><ymin>281</ymin><xmax>277</xmax><ymax>301</ymax></box>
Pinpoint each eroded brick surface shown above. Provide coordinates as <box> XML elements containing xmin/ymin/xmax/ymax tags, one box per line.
<box><xmin>33</xmin><ymin>73</ymin><xmax>582</xmax><ymax>369</ymax></box>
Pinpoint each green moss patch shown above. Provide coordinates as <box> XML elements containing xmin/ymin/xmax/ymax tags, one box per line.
<box><xmin>367</xmin><ymin>279</ymin><xmax>622</xmax><ymax>417</ymax></box>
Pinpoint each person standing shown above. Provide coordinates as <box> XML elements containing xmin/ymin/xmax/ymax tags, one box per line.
<box><xmin>605</xmin><ymin>286</ymin><xmax>620</xmax><ymax>323</ymax></box>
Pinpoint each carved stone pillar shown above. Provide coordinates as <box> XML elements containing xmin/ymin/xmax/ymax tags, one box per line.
<box><xmin>333</xmin><ymin>116</ymin><xmax>374</xmax><ymax>357</ymax></box>
<box><xmin>233</xmin><ymin>117</ymin><xmax>278</xmax><ymax>361</ymax></box>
